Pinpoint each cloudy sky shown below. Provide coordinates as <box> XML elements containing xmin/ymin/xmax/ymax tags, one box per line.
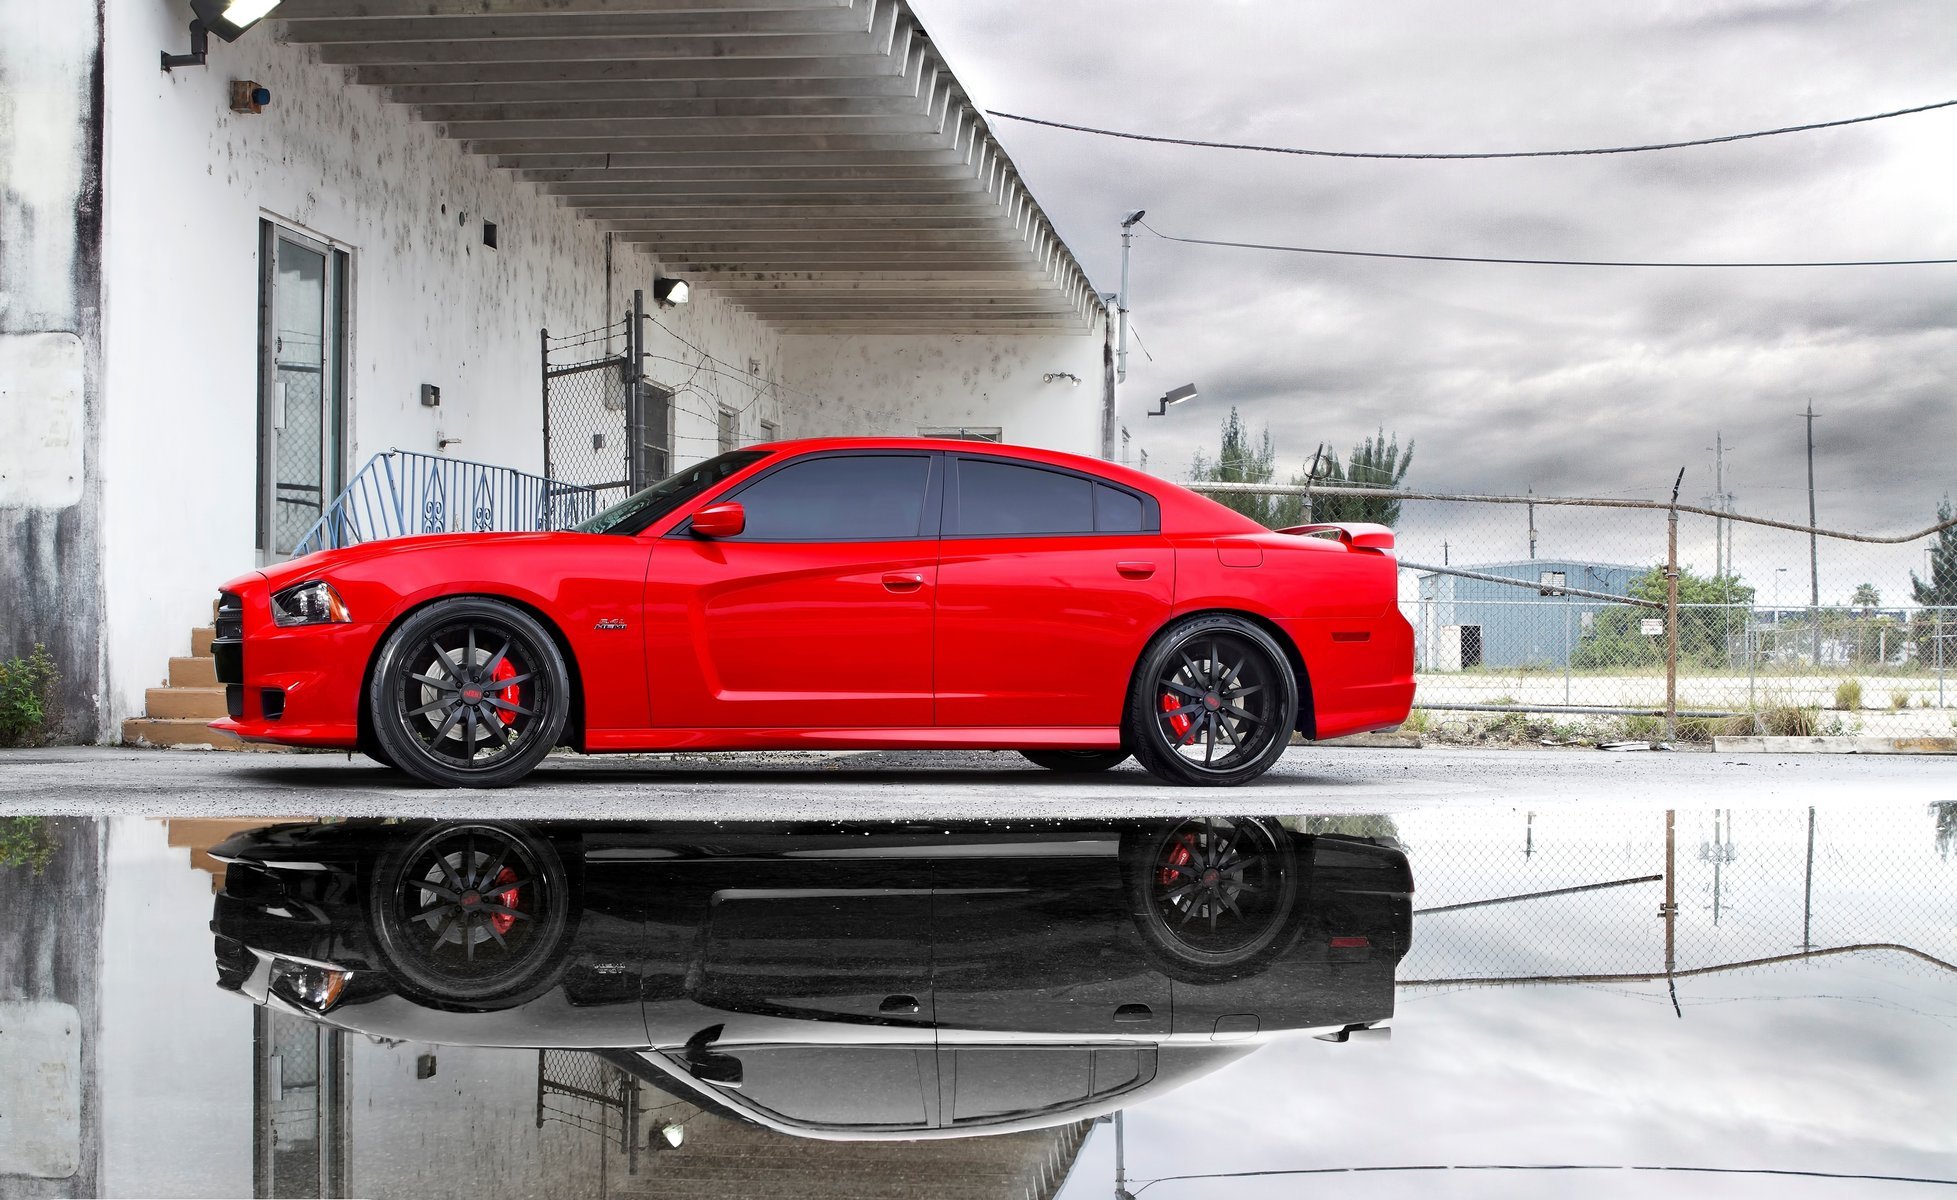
<box><xmin>916</xmin><ymin>0</ymin><xmax>1956</xmax><ymax>596</ymax></box>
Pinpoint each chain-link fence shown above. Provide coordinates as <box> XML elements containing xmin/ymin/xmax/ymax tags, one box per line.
<box><xmin>537</xmin><ymin>1050</ymin><xmax>646</xmax><ymax>1174</ymax></box>
<box><xmin>543</xmin><ymin>314</ymin><xmax>638</xmax><ymax>512</ymax></box>
<box><xmin>1189</xmin><ymin>481</ymin><xmax>1957</xmax><ymax>741</ymax></box>
<box><xmin>1389</xmin><ymin>803</ymin><xmax>1957</xmax><ymax>992</ymax></box>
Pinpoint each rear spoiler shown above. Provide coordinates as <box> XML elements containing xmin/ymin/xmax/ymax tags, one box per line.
<box><xmin>1278</xmin><ymin>523</ymin><xmax>1396</xmax><ymax>553</ymax></box>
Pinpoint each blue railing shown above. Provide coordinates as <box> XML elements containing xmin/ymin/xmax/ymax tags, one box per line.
<box><xmin>291</xmin><ymin>450</ymin><xmax>617</xmax><ymax>558</ymax></box>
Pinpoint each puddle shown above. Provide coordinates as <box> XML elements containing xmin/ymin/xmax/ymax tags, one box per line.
<box><xmin>1</xmin><ymin>802</ymin><xmax>1951</xmax><ymax>1197</ymax></box>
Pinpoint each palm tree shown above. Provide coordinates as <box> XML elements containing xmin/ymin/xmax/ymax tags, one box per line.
<box><xmin>1852</xmin><ymin>583</ymin><xmax>1880</xmax><ymax>611</ymax></box>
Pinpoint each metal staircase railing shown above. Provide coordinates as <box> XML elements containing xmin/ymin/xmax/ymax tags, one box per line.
<box><xmin>290</xmin><ymin>450</ymin><xmax>610</xmax><ymax>558</ymax></box>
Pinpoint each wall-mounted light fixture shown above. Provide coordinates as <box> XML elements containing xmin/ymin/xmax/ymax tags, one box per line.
<box><xmin>1042</xmin><ymin>372</ymin><xmax>1081</xmax><ymax>386</ymax></box>
<box><xmin>652</xmin><ymin>276</ymin><xmax>690</xmax><ymax>308</ymax></box>
<box><xmin>419</xmin><ymin>384</ymin><xmax>441</xmax><ymax>408</ymax></box>
<box><xmin>1146</xmin><ymin>382</ymin><xmax>1198</xmax><ymax>417</ymax></box>
<box><xmin>163</xmin><ymin>0</ymin><xmax>284</xmax><ymax>71</ymax></box>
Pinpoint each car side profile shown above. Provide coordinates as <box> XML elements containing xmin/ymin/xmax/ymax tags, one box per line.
<box><xmin>211</xmin><ymin>438</ymin><xmax>1413</xmax><ymax>787</ymax></box>
<box><xmin>209</xmin><ymin>818</ymin><xmax>1413</xmax><ymax>1140</ymax></box>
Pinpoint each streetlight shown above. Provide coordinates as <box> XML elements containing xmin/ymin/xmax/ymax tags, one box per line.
<box><xmin>162</xmin><ymin>0</ymin><xmax>285</xmax><ymax>71</ymax></box>
<box><xmin>1116</xmin><ymin>210</ymin><xmax>1145</xmax><ymax>383</ymax></box>
<box><xmin>1146</xmin><ymin>383</ymin><xmax>1197</xmax><ymax>417</ymax></box>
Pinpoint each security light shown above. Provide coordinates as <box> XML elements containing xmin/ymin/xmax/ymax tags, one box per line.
<box><xmin>1121</xmin><ymin>210</ymin><xmax>1147</xmax><ymax>228</ymax></box>
<box><xmin>162</xmin><ymin>0</ymin><xmax>283</xmax><ymax>70</ymax></box>
<box><xmin>1146</xmin><ymin>383</ymin><xmax>1198</xmax><ymax>417</ymax></box>
<box><xmin>653</xmin><ymin>277</ymin><xmax>690</xmax><ymax>308</ymax></box>
<box><xmin>659</xmin><ymin>1123</ymin><xmax>686</xmax><ymax>1149</ymax></box>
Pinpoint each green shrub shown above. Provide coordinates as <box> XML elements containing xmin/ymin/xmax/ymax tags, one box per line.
<box><xmin>0</xmin><ymin>817</ymin><xmax>58</xmax><ymax>874</ymax></box>
<box><xmin>1620</xmin><ymin>715</ymin><xmax>1662</xmax><ymax>741</ymax></box>
<box><xmin>1674</xmin><ymin>717</ymin><xmax>1714</xmax><ymax>744</ymax></box>
<box><xmin>1891</xmin><ymin>690</ymin><xmax>1912</xmax><ymax>711</ymax></box>
<box><xmin>1400</xmin><ymin>708</ymin><xmax>1432</xmax><ymax>734</ymax></box>
<box><xmin>1833</xmin><ymin>679</ymin><xmax>1863</xmax><ymax>711</ymax></box>
<box><xmin>0</xmin><ymin>645</ymin><xmax>59</xmax><ymax>748</ymax></box>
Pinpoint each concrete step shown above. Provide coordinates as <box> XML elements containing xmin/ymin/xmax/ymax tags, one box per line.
<box><xmin>190</xmin><ymin>626</ymin><xmax>216</xmax><ymax>657</ymax></box>
<box><xmin>167</xmin><ymin>656</ymin><xmax>218</xmax><ymax>688</ymax></box>
<box><xmin>144</xmin><ymin>686</ymin><xmax>228</xmax><ymax>720</ymax></box>
<box><xmin>120</xmin><ymin>717</ymin><xmax>279</xmax><ymax>751</ymax></box>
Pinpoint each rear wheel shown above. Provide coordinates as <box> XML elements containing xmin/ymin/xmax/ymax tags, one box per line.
<box><xmin>1125</xmin><ymin>615</ymin><xmax>1298</xmax><ymax>787</ymax></box>
<box><xmin>368</xmin><ymin>597</ymin><xmax>570</xmax><ymax>788</ymax></box>
<box><xmin>1124</xmin><ymin>817</ymin><xmax>1299</xmax><ymax>979</ymax></box>
<box><xmin>1019</xmin><ymin>749</ymin><xmax>1130</xmax><ymax>773</ymax></box>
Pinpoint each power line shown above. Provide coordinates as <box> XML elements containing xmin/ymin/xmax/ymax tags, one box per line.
<box><xmin>1139</xmin><ymin>219</ymin><xmax>1957</xmax><ymax>268</ymax></box>
<box><xmin>1130</xmin><ymin>1163</ymin><xmax>1957</xmax><ymax>1193</ymax></box>
<box><xmin>986</xmin><ymin>99</ymin><xmax>1957</xmax><ymax>160</ymax></box>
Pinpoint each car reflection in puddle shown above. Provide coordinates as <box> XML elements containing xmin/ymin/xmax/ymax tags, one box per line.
<box><xmin>210</xmin><ymin>817</ymin><xmax>1411</xmax><ymax>1141</ymax></box>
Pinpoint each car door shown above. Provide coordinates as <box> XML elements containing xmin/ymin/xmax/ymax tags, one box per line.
<box><xmin>933</xmin><ymin>454</ymin><xmax>1174</xmax><ymax>727</ymax></box>
<box><xmin>930</xmin><ymin>834</ymin><xmax>1172</xmax><ymax>1038</ymax></box>
<box><xmin>641</xmin><ymin>450</ymin><xmax>942</xmax><ymax>729</ymax></box>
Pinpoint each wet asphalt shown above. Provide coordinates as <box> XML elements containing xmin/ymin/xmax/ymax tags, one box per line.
<box><xmin>0</xmin><ymin>743</ymin><xmax>1947</xmax><ymax>819</ymax></box>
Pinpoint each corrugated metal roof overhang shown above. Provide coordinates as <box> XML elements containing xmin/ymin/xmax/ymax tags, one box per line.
<box><xmin>272</xmin><ymin>0</ymin><xmax>1103</xmax><ymax>334</ymax></box>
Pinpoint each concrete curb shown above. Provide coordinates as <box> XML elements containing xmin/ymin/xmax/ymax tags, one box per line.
<box><xmin>1303</xmin><ymin>732</ymin><xmax>1424</xmax><ymax>749</ymax></box>
<box><xmin>1713</xmin><ymin>735</ymin><xmax>1957</xmax><ymax>755</ymax></box>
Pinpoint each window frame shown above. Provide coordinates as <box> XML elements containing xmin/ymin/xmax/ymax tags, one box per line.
<box><xmin>942</xmin><ymin>453</ymin><xmax>1160</xmax><ymax>540</ymax></box>
<box><xmin>671</xmin><ymin>448</ymin><xmax>945</xmax><ymax>544</ymax></box>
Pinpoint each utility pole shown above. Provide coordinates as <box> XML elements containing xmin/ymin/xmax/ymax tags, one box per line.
<box><xmin>1803</xmin><ymin>403</ymin><xmax>1819</xmax><ymax>607</ymax></box>
<box><xmin>1116</xmin><ymin>211</ymin><xmax>1144</xmax><ymax>384</ymax></box>
<box><xmin>1527</xmin><ymin>488</ymin><xmax>1537</xmax><ymax>560</ymax></box>
<box><xmin>1114</xmin><ymin>1111</ymin><xmax>1134</xmax><ymax>1200</ymax></box>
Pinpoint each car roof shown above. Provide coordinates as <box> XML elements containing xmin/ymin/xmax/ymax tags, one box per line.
<box><xmin>748</xmin><ymin>437</ymin><xmax>1264</xmax><ymax>534</ymax></box>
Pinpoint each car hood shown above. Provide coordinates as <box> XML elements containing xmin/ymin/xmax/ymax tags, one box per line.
<box><xmin>234</xmin><ymin>531</ymin><xmax>627</xmax><ymax>592</ymax></box>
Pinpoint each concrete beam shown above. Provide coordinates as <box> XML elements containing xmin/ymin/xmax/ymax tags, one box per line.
<box><xmin>540</xmin><ymin>178</ymin><xmax>985</xmax><ymax>197</ymax></box>
<box><xmin>461</xmin><ymin>133</ymin><xmax>958</xmax><ymax>154</ymax></box>
<box><xmin>277</xmin><ymin>0</ymin><xmax>852</xmax><ymax>17</ymax></box>
<box><xmin>765</xmin><ymin>321</ymin><xmax>1087</xmax><ymax>333</ymax></box>
<box><xmin>493</xmin><ymin>149</ymin><xmax>969</xmax><ymax>168</ymax></box>
<box><xmin>314</xmin><ymin>33</ymin><xmax>895</xmax><ymax>65</ymax></box>
<box><xmin>440</xmin><ymin>115</ymin><xmax>947</xmax><ymax>139</ymax></box>
<box><xmin>280</xmin><ymin>8</ymin><xmax>874</xmax><ymax>42</ymax></box>
<box><xmin>382</xmin><ymin>76</ymin><xmax>927</xmax><ymax>103</ymax></box>
<box><xmin>351</xmin><ymin>57</ymin><xmax>906</xmax><ymax>85</ymax></box>
<box><xmin>413</xmin><ymin>96</ymin><xmax>935</xmax><ymax>122</ymax></box>
<box><xmin>518</xmin><ymin>163</ymin><xmax>973</xmax><ymax>181</ymax></box>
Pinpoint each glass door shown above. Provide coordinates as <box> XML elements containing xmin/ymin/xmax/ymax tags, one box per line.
<box><xmin>259</xmin><ymin>223</ymin><xmax>347</xmax><ymax>558</ymax></box>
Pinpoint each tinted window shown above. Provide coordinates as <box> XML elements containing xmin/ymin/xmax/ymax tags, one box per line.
<box><xmin>576</xmin><ymin>450</ymin><xmax>763</xmax><ymax>536</ymax></box>
<box><xmin>1095</xmin><ymin>484</ymin><xmax>1145</xmax><ymax>532</ymax></box>
<box><xmin>956</xmin><ymin>459</ymin><xmax>1093</xmax><ymax>536</ymax></box>
<box><xmin>732</xmin><ymin>454</ymin><xmax>931</xmax><ymax>541</ymax></box>
<box><xmin>732</xmin><ymin>1048</ymin><xmax>930</xmax><ymax>1127</ymax></box>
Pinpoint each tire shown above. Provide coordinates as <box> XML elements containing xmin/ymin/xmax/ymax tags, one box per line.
<box><xmin>1124</xmin><ymin>614</ymin><xmax>1299</xmax><ymax>786</ymax></box>
<box><xmin>358</xmin><ymin>731</ymin><xmax>398</xmax><ymax>771</ymax></box>
<box><xmin>367</xmin><ymin>597</ymin><xmax>571</xmax><ymax>788</ymax></box>
<box><xmin>367</xmin><ymin>822</ymin><xmax>576</xmax><ymax>1004</ymax></box>
<box><xmin>1019</xmin><ymin>749</ymin><xmax>1130</xmax><ymax>773</ymax></box>
<box><xmin>1122</xmin><ymin>817</ymin><xmax>1300</xmax><ymax>980</ymax></box>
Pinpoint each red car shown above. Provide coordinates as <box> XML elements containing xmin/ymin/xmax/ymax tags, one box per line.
<box><xmin>212</xmin><ymin>439</ymin><xmax>1412</xmax><ymax>787</ymax></box>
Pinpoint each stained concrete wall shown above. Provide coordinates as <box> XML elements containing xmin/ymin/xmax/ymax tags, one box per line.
<box><xmin>779</xmin><ymin>318</ymin><xmax>1109</xmax><ymax>451</ymax></box>
<box><xmin>94</xmin><ymin>0</ymin><xmax>783</xmax><ymax>728</ymax></box>
<box><xmin>0</xmin><ymin>1</ymin><xmax>107</xmax><ymax>741</ymax></box>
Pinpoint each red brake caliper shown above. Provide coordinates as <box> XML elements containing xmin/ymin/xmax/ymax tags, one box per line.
<box><xmin>1158</xmin><ymin>834</ymin><xmax>1196</xmax><ymax>886</ymax></box>
<box><xmin>1162</xmin><ymin>691</ymin><xmax>1193</xmax><ymax>739</ymax></box>
<box><xmin>490</xmin><ymin>657</ymin><xmax>519</xmax><ymax>726</ymax></box>
<box><xmin>490</xmin><ymin>866</ymin><xmax>521</xmax><ymax>935</ymax></box>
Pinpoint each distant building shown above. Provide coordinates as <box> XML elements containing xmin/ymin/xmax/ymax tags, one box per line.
<box><xmin>1413</xmin><ymin>560</ymin><xmax>1644</xmax><ymax>670</ymax></box>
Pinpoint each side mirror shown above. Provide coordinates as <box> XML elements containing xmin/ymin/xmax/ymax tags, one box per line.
<box><xmin>690</xmin><ymin>501</ymin><xmax>745</xmax><ymax>539</ymax></box>
<box><xmin>688</xmin><ymin>1053</ymin><xmax>744</xmax><ymax>1089</ymax></box>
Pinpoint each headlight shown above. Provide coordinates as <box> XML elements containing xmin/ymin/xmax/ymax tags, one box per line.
<box><xmin>271</xmin><ymin>580</ymin><xmax>350</xmax><ymax>626</ymax></box>
<box><xmin>268</xmin><ymin>959</ymin><xmax>351</xmax><ymax>1013</ymax></box>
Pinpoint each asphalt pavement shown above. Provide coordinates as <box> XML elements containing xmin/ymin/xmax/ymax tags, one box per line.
<box><xmin>0</xmin><ymin>744</ymin><xmax>1947</xmax><ymax>818</ymax></box>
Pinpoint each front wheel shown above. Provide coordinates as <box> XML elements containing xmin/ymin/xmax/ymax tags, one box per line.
<box><xmin>1124</xmin><ymin>615</ymin><xmax>1299</xmax><ymax>787</ymax></box>
<box><xmin>368</xmin><ymin>597</ymin><xmax>571</xmax><ymax>788</ymax></box>
<box><xmin>1019</xmin><ymin>749</ymin><xmax>1130</xmax><ymax>773</ymax></box>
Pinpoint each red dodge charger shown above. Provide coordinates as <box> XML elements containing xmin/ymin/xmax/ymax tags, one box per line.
<box><xmin>212</xmin><ymin>439</ymin><xmax>1413</xmax><ymax>787</ymax></box>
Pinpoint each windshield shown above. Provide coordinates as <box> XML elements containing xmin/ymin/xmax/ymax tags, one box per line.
<box><xmin>572</xmin><ymin>451</ymin><xmax>766</xmax><ymax>536</ymax></box>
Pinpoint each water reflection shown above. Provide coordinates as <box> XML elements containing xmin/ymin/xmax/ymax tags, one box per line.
<box><xmin>1</xmin><ymin>804</ymin><xmax>1949</xmax><ymax>1198</ymax></box>
<box><xmin>211</xmin><ymin>818</ymin><xmax>1410</xmax><ymax>1141</ymax></box>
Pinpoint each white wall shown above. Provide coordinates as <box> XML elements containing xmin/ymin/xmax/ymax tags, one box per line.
<box><xmin>779</xmin><ymin>316</ymin><xmax>1108</xmax><ymax>452</ymax></box>
<box><xmin>99</xmin><ymin>819</ymin><xmax>253</xmax><ymax>1198</ymax></box>
<box><xmin>96</xmin><ymin>0</ymin><xmax>782</xmax><ymax>724</ymax></box>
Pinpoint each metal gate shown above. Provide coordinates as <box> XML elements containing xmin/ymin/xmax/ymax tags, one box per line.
<box><xmin>542</xmin><ymin>289</ymin><xmax>668</xmax><ymax>512</ymax></box>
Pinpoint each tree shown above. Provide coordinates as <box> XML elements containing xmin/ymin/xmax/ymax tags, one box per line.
<box><xmin>1852</xmin><ymin>583</ymin><xmax>1880</xmax><ymax>611</ymax></box>
<box><xmin>1571</xmin><ymin>565</ymin><xmax>1756</xmax><ymax>670</ymax></box>
<box><xmin>1908</xmin><ymin>497</ymin><xmax>1957</xmax><ymax>664</ymax></box>
<box><xmin>1188</xmin><ymin>407</ymin><xmax>1284</xmax><ymax>527</ymax></box>
<box><xmin>1309</xmin><ymin>428</ymin><xmax>1416</xmax><ymax>527</ymax></box>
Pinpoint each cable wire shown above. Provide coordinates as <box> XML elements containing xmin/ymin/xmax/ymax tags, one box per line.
<box><xmin>1139</xmin><ymin>219</ymin><xmax>1957</xmax><ymax>268</ymax></box>
<box><xmin>987</xmin><ymin>99</ymin><xmax>1957</xmax><ymax>160</ymax></box>
<box><xmin>1130</xmin><ymin>1163</ymin><xmax>1957</xmax><ymax>1193</ymax></box>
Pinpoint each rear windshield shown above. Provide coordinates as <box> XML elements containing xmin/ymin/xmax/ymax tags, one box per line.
<box><xmin>573</xmin><ymin>451</ymin><xmax>765</xmax><ymax>536</ymax></box>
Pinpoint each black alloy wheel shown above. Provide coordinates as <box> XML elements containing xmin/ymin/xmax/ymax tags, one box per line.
<box><xmin>1125</xmin><ymin>615</ymin><xmax>1299</xmax><ymax>786</ymax></box>
<box><xmin>1125</xmin><ymin>817</ymin><xmax>1299</xmax><ymax>978</ymax></box>
<box><xmin>1019</xmin><ymin>749</ymin><xmax>1131</xmax><ymax>773</ymax></box>
<box><xmin>368</xmin><ymin>823</ymin><xmax>574</xmax><ymax>1003</ymax></box>
<box><xmin>368</xmin><ymin>597</ymin><xmax>570</xmax><ymax>788</ymax></box>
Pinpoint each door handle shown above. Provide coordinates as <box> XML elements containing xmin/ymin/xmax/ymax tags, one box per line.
<box><xmin>881</xmin><ymin>572</ymin><xmax>925</xmax><ymax>593</ymax></box>
<box><xmin>879</xmin><ymin>994</ymin><xmax>922</xmax><ymax>1015</ymax></box>
<box><xmin>1113</xmin><ymin>1003</ymin><xmax>1154</xmax><ymax>1023</ymax></box>
<box><xmin>1116</xmin><ymin>561</ymin><xmax>1156</xmax><ymax>579</ymax></box>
